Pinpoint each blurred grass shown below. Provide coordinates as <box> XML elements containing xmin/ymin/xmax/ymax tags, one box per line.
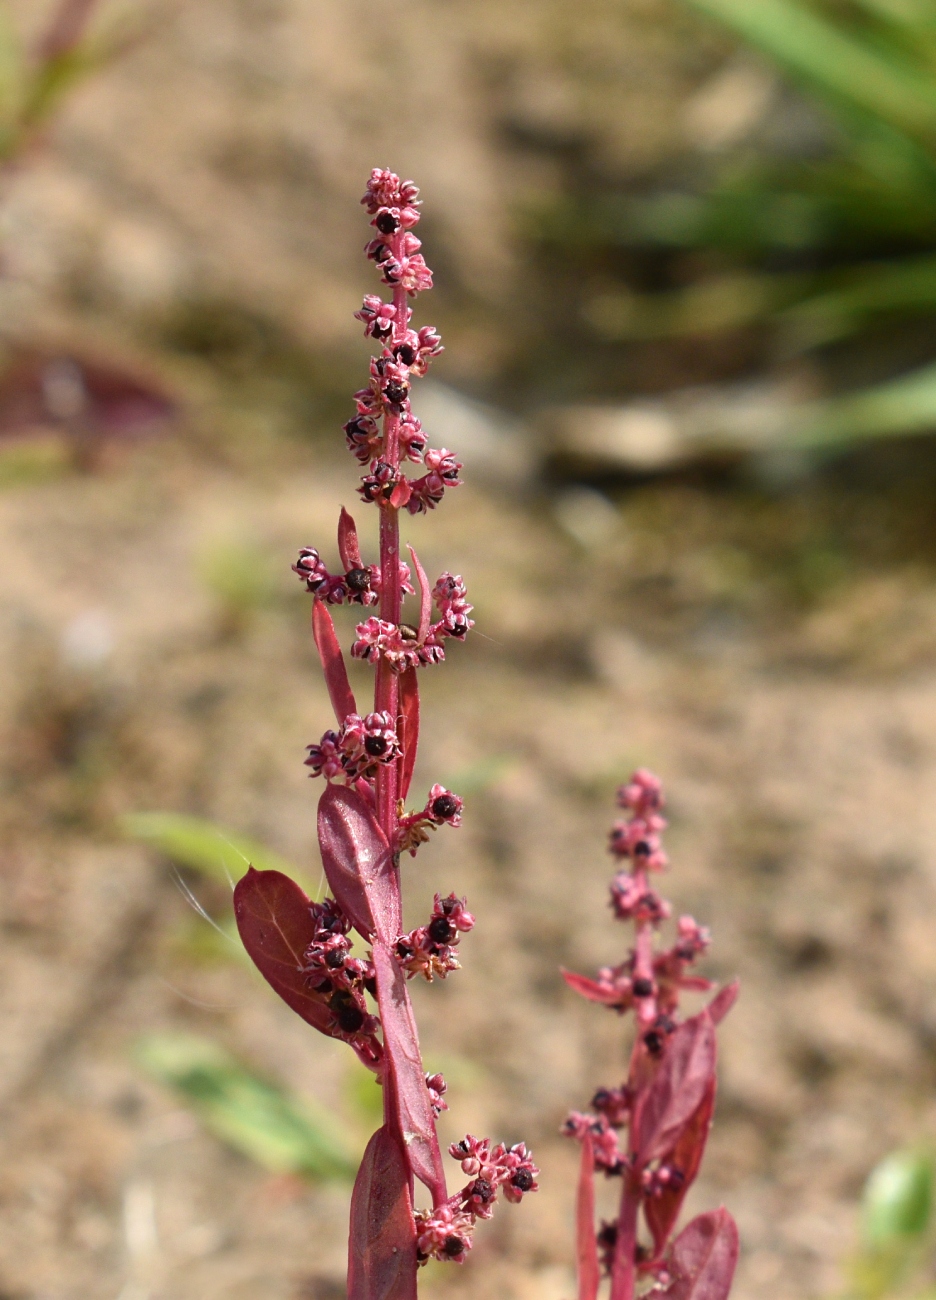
<box><xmin>135</xmin><ymin>1033</ymin><xmax>358</xmax><ymax>1181</ymax></box>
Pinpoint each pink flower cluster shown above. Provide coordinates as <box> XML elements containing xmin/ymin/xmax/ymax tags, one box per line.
<box><xmin>414</xmin><ymin>1137</ymin><xmax>539</xmax><ymax>1264</ymax></box>
<box><xmin>394</xmin><ymin>892</ymin><xmax>475</xmax><ymax>981</ymax></box>
<box><xmin>560</xmin><ymin>771</ymin><xmax>739</xmax><ymax>1298</ymax></box>
<box><xmin>301</xmin><ymin>897</ymin><xmax>380</xmax><ymax>1052</ymax></box>
<box><xmin>397</xmin><ymin>782</ymin><xmax>465</xmax><ymax>856</ymax></box>
<box><xmin>293</xmin><ymin>547</ymin><xmax>379</xmax><ymax>606</ymax></box>
<box><xmin>304</xmin><ymin>710</ymin><xmax>400</xmax><ymax>781</ymax></box>
<box><xmin>351</xmin><ymin>572</ymin><xmax>473</xmax><ymax>671</ymax></box>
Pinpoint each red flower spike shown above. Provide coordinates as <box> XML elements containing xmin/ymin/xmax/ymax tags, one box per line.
<box><xmin>632</xmin><ymin>1011</ymin><xmax>716</xmax><ymax>1165</ymax></box>
<box><xmin>318</xmin><ymin>783</ymin><xmax>400</xmax><ymax>943</ymax></box>
<box><xmin>644</xmin><ymin>1079</ymin><xmax>716</xmax><ymax>1259</ymax></box>
<box><xmin>576</xmin><ymin>1134</ymin><xmax>600</xmax><ymax>1300</ymax></box>
<box><xmin>561</xmin><ymin>771</ymin><xmax>737</xmax><ymax>1300</ymax></box>
<box><xmin>373</xmin><ymin>940</ymin><xmax>448</xmax><ymax>1205</ymax></box>
<box><xmin>398</xmin><ymin>666</ymin><xmax>419</xmax><ymax>801</ymax></box>
<box><xmin>233</xmin><ymin>867</ymin><xmax>382</xmax><ymax>1070</ymax></box>
<box><xmin>339</xmin><ymin>506</ymin><xmax>364</xmax><ymax>570</ymax></box>
<box><xmin>407</xmin><ymin>545</ymin><xmax>432</xmax><ymax>645</ymax></box>
<box><xmin>348</xmin><ymin>1125</ymin><xmax>418</xmax><ymax>1300</ymax></box>
<box><xmin>312</xmin><ymin>599</ymin><xmax>357</xmax><ymax>724</ymax></box>
<box><xmin>657</xmin><ymin>1209</ymin><xmax>739</xmax><ymax>1300</ymax></box>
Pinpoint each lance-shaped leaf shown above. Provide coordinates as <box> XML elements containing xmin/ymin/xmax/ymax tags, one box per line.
<box><xmin>233</xmin><ymin>867</ymin><xmax>381</xmax><ymax>1069</ymax></box>
<box><xmin>632</xmin><ymin>1011</ymin><xmax>716</xmax><ymax>1166</ymax></box>
<box><xmin>407</xmin><ymin>545</ymin><xmax>432</xmax><ymax>645</ymax></box>
<box><xmin>318</xmin><ymin>784</ymin><xmax>400</xmax><ymax>942</ymax></box>
<box><xmin>338</xmin><ymin>506</ymin><xmax>363</xmax><ymax>571</ymax></box>
<box><xmin>562</xmin><ymin>969</ymin><xmax>628</xmax><ymax>1009</ymax></box>
<box><xmin>577</xmin><ymin>1134</ymin><xmax>600</xmax><ymax>1300</ymax></box>
<box><xmin>373</xmin><ymin>941</ymin><xmax>447</xmax><ymax>1204</ymax></box>
<box><xmin>312</xmin><ymin>599</ymin><xmax>357</xmax><ymax>725</ymax></box>
<box><xmin>644</xmin><ymin>1078</ymin><xmax>717</xmax><ymax>1258</ymax></box>
<box><xmin>398</xmin><ymin>667</ymin><xmax>419</xmax><ymax>802</ymax></box>
<box><xmin>657</xmin><ymin>1208</ymin><xmax>738</xmax><ymax>1300</ymax></box>
<box><xmin>707</xmin><ymin>980</ymin><xmax>739</xmax><ymax>1026</ymax></box>
<box><xmin>348</xmin><ymin>1125</ymin><xmax>418</xmax><ymax>1300</ymax></box>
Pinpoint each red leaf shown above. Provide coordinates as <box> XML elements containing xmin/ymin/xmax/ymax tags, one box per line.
<box><xmin>338</xmin><ymin>506</ymin><xmax>363</xmax><ymax>571</ymax></box>
<box><xmin>318</xmin><ymin>784</ymin><xmax>401</xmax><ymax>942</ymax></box>
<box><xmin>562</xmin><ymin>969</ymin><xmax>626</xmax><ymax>1007</ymax></box>
<box><xmin>407</xmin><ymin>545</ymin><xmax>431</xmax><ymax>645</ymax></box>
<box><xmin>233</xmin><ymin>868</ymin><xmax>381</xmax><ymax>1068</ymax></box>
<box><xmin>576</xmin><ymin>1135</ymin><xmax>600</xmax><ymax>1300</ymax></box>
<box><xmin>658</xmin><ymin>1209</ymin><xmax>738</xmax><ymax>1300</ymax></box>
<box><xmin>348</xmin><ymin>1125</ymin><xmax>418</xmax><ymax>1300</ymax></box>
<box><xmin>312</xmin><ymin>599</ymin><xmax>357</xmax><ymax>725</ymax></box>
<box><xmin>633</xmin><ymin>1011</ymin><xmax>716</xmax><ymax>1165</ymax></box>
<box><xmin>707</xmin><ymin>980</ymin><xmax>739</xmax><ymax>1026</ymax></box>
<box><xmin>373</xmin><ymin>941</ymin><xmax>447</xmax><ymax>1204</ymax></box>
<box><xmin>398</xmin><ymin>668</ymin><xmax>419</xmax><ymax>802</ymax></box>
<box><xmin>644</xmin><ymin>1079</ymin><xmax>716</xmax><ymax>1257</ymax></box>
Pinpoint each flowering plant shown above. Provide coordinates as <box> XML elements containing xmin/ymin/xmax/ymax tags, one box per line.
<box><xmin>563</xmin><ymin>770</ymin><xmax>739</xmax><ymax>1300</ymax></box>
<box><xmin>232</xmin><ymin>170</ymin><xmax>537</xmax><ymax>1299</ymax></box>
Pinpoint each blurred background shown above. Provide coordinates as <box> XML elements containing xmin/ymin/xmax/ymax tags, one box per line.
<box><xmin>5</xmin><ymin>1</ymin><xmax>936</xmax><ymax>1298</ymax></box>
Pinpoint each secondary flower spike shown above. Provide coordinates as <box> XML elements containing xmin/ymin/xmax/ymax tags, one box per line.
<box><xmin>562</xmin><ymin>770</ymin><xmax>739</xmax><ymax>1300</ymax></box>
<box><xmin>233</xmin><ymin>170</ymin><xmax>536</xmax><ymax>1299</ymax></box>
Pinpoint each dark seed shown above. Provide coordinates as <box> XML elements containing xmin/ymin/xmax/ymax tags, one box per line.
<box><xmin>632</xmin><ymin>977</ymin><xmax>653</xmax><ymax>998</ymax></box>
<box><xmin>325</xmin><ymin>948</ymin><xmax>346</xmax><ymax>969</ymax></box>
<box><xmin>330</xmin><ymin>993</ymin><xmax>366</xmax><ymax>1034</ymax></box>
<box><xmin>511</xmin><ymin>1169</ymin><xmax>534</xmax><ymax>1192</ymax></box>
<box><xmin>634</xmin><ymin>840</ymin><xmax>651</xmax><ymax>856</ymax></box>
<box><xmin>471</xmin><ymin>1178</ymin><xmax>494</xmax><ymax>1203</ymax></box>
<box><xmin>399</xmin><ymin>623</ymin><xmax>420</xmax><ymax>641</ymax></box>
<box><xmin>364</xmin><ymin>734</ymin><xmax>389</xmax><ymax>757</ymax></box>
<box><xmin>346</xmin><ymin>567</ymin><xmax>371</xmax><ymax>592</ymax></box>
<box><xmin>396</xmin><ymin>343</ymin><xmax>416</xmax><ymax>366</ymax></box>
<box><xmin>442</xmin><ymin>1236</ymin><xmax>465</xmax><ymax>1258</ymax></box>
<box><xmin>384</xmin><ymin>381</ymin><xmax>409</xmax><ymax>405</ymax></box>
<box><xmin>643</xmin><ymin>1030</ymin><xmax>664</xmax><ymax>1057</ymax></box>
<box><xmin>376</xmin><ymin>211</ymin><xmax>400</xmax><ymax>234</ymax></box>
<box><xmin>432</xmin><ymin>794</ymin><xmax>458</xmax><ymax>819</ymax></box>
<box><xmin>428</xmin><ymin>916</ymin><xmax>454</xmax><ymax>944</ymax></box>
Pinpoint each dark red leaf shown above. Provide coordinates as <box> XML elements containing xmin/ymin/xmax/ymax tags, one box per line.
<box><xmin>707</xmin><ymin>980</ymin><xmax>739</xmax><ymax>1026</ymax></box>
<box><xmin>233</xmin><ymin>868</ymin><xmax>381</xmax><ymax>1068</ymax></box>
<box><xmin>338</xmin><ymin>506</ymin><xmax>363</xmax><ymax>571</ymax></box>
<box><xmin>562</xmin><ymin>969</ymin><xmax>626</xmax><ymax>1007</ymax></box>
<box><xmin>348</xmin><ymin>1125</ymin><xmax>418</xmax><ymax>1300</ymax></box>
<box><xmin>407</xmin><ymin>545</ymin><xmax>431</xmax><ymax>645</ymax></box>
<box><xmin>373</xmin><ymin>941</ymin><xmax>447</xmax><ymax>1204</ymax></box>
<box><xmin>644</xmin><ymin>1079</ymin><xmax>716</xmax><ymax>1257</ymax></box>
<box><xmin>398</xmin><ymin>668</ymin><xmax>419</xmax><ymax>802</ymax></box>
<box><xmin>576</xmin><ymin>1134</ymin><xmax>600</xmax><ymax>1300</ymax></box>
<box><xmin>318</xmin><ymin>784</ymin><xmax>401</xmax><ymax>942</ymax></box>
<box><xmin>312</xmin><ymin>599</ymin><xmax>357</xmax><ymax>725</ymax></box>
<box><xmin>633</xmin><ymin>1011</ymin><xmax>716</xmax><ymax>1165</ymax></box>
<box><xmin>657</xmin><ymin>1209</ymin><xmax>738</xmax><ymax>1300</ymax></box>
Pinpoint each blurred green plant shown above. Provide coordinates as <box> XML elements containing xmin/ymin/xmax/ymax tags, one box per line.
<box><xmin>197</xmin><ymin>536</ymin><xmax>278</xmax><ymax>635</ymax></box>
<box><xmin>841</xmin><ymin>1147</ymin><xmax>936</xmax><ymax>1300</ymax></box>
<box><xmin>0</xmin><ymin>1</ymin><xmax>140</xmax><ymax>166</ymax></box>
<box><xmin>121</xmin><ymin>811</ymin><xmax>320</xmax><ymax>961</ymax></box>
<box><xmin>135</xmin><ymin>1032</ymin><xmax>358</xmax><ymax>1181</ymax></box>
<box><xmin>537</xmin><ymin>0</ymin><xmax>936</xmax><ymax>449</ymax></box>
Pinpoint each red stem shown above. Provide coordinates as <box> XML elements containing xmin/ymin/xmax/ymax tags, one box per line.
<box><xmin>610</xmin><ymin>1169</ymin><xmax>641</xmax><ymax>1300</ymax></box>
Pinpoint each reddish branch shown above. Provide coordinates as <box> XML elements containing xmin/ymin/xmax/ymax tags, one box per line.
<box><xmin>234</xmin><ymin>172</ymin><xmax>537</xmax><ymax>1300</ymax></box>
<box><xmin>562</xmin><ymin>771</ymin><xmax>739</xmax><ymax>1300</ymax></box>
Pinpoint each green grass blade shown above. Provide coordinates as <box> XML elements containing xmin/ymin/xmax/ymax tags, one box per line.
<box><xmin>135</xmin><ymin>1033</ymin><xmax>357</xmax><ymax>1181</ymax></box>
<box><xmin>120</xmin><ymin>810</ymin><xmax>319</xmax><ymax>897</ymax></box>
<box><xmin>685</xmin><ymin>0</ymin><xmax>936</xmax><ymax>141</ymax></box>
<box><xmin>863</xmin><ymin>1149</ymin><xmax>934</xmax><ymax>1244</ymax></box>
<box><xmin>794</xmin><ymin>360</ymin><xmax>936</xmax><ymax>446</ymax></box>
